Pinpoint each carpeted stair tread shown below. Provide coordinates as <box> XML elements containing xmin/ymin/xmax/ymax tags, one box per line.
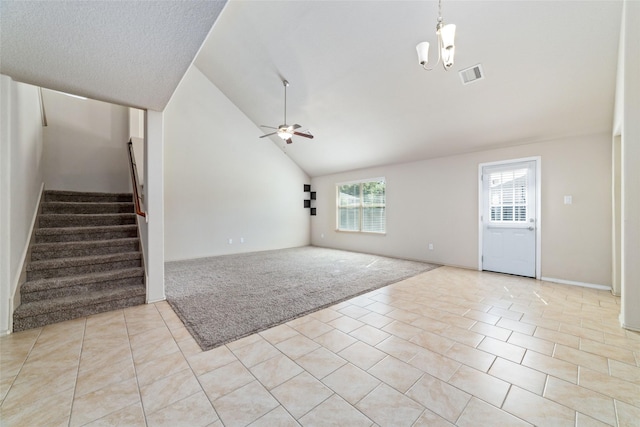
<box><xmin>13</xmin><ymin>294</ymin><xmax>146</xmax><ymax>332</ymax></box>
<box><xmin>35</xmin><ymin>224</ymin><xmax>138</xmax><ymax>243</ymax></box>
<box><xmin>31</xmin><ymin>238</ymin><xmax>140</xmax><ymax>261</ymax></box>
<box><xmin>39</xmin><ymin>213</ymin><xmax>136</xmax><ymax>228</ymax></box>
<box><xmin>21</xmin><ymin>267</ymin><xmax>145</xmax><ymax>294</ymax></box>
<box><xmin>26</xmin><ymin>252</ymin><xmax>142</xmax><ymax>280</ymax></box>
<box><xmin>36</xmin><ymin>224</ymin><xmax>137</xmax><ymax>236</ymax></box>
<box><xmin>32</xmin><ymin>237</ymin><xmax>139</xmax><ymax>251</ymax></box>
<box><xmin>42</xmin><ymin>201</ymin><xmax>135</xmax><ymax>214</ymax></box>
<box><xmin>44</xmin><ymin>190</ymin><xmax>133</xmax><ymax>203</ymax></box>
<box><xmin>13</xmin><ymin>285</ymin><xmax>146</xmax><ymax>319</ymax></box>
<box><xmin>28</xmin><ymin>252</ymin><xmax>142</xmax><ymax>272</ymax></box>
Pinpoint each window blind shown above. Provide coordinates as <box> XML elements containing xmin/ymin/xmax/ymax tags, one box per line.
<box><xmin>489</xmin><ymin>168</ymin><xmax>527</xmax><ymax>222</ymax></box>
<box><xmin>337</xmin><ymin>179</ymin><xmax>385</xmax><ymax>233</ymax></box>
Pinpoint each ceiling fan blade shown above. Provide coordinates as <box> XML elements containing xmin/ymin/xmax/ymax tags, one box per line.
<box><xmin>286</xmin><ymin>138</ymin><xmax>293</xmax><ymax>144</ymax></box>
<box><xmin>292</xmin><ymin>124</ymin><xmax>301</xmax><ymax>129</ymax></box>
<box><xmin>294</xmin><ymin>131</ymin><xmax>314</xmax><ymax>139</ymax></box>
<box><xmin>260</xmin><ymin>125</ymin><xmax>278</xmax><ymax>130</ymax></box>
<box><xmin>260</xmin><ymin>132</ymin><xmax>278</xmax><ymax>138</ymax></box>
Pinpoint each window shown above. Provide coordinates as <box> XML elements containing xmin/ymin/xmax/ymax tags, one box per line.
<box><xmin>337</xmin><ymin>178</ymin><xmax>386</xmax><ymax>233</ymax></box>
<box><xmin>489</xmin><ymin>168</ymin><xmax>528</xmax><ymax>222</ymax></box>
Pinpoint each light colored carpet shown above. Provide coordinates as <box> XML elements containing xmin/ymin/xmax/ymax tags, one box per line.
<box><xmin>165</xmin><ymin>246</ymin><xmax>439</xmax><ymax>351</ymax></box>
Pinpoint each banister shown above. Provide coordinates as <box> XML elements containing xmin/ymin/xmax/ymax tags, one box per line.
<box><xmin>38</xmin><ymin>87</ymin><xmax>48</xmax><ymax>127</ymax></box>
<box><xmin>127</xmin><ymin>139</ymin><xmax>146</xmax><ymax>218</ymax></box>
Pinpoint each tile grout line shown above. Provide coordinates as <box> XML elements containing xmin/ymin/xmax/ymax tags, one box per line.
<box><xmin>152</xmin><ymin>302</ymin><xmax>223</xmax><ymax>425</ymax></box>
<box><xmin>122</xmin><ymin>307</ymin><xmax>150</xmax><ymax>426</ymax></box>
<box><xmin>232</xmin><ymin>336</ymin><xmax>327</xmax><ymax>425</ymax></box>
<box><xmin>0</xmin><ymin>327</ymin><xmax>43</xmax><ymax>409</ymax></box>
<box><xmin>67</xmin><ymin>317</ymin><xmax>88</xmax><ymax>426</ymax></box>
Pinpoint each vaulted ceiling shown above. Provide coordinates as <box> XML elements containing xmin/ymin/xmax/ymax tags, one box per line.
<box><xmin>1</xmin><ymin>1</ymin><xmax>623</xmax><ymax>177</ymax></box>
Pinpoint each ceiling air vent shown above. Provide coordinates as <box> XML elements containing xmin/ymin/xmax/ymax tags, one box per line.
<box><xmin>459</xmin><ymin>64</ymin><xmax>484</xmax><ymax>85</ymax></box>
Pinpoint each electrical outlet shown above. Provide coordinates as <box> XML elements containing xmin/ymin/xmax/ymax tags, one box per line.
<box><xmin>428</xmin><ymin>243</ymin><xmax>434</xmax><ymax>250</ymax></box>
<box><xmin>228</xmin><ymin>238</ymin><xmax>233</xmax><ymax>244</ymax></box>
<box><xmin>240</xmin><ymin>237</ymin><xmax>245</xmax><ymax>243</ymax></box>
<box><xmin>321</xmin><ymin>233</ymin><xmax>324</xmax><ymax>239</ymax></box>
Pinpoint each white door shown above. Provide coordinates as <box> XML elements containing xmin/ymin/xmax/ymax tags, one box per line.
<box><xmin>481</xmin><ymin>160</ymin><xmax>537</xmax><ymax>277</ymax></box>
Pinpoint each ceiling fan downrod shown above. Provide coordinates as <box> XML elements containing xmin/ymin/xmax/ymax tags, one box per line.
<box><xmin>283</xmin><ymin>79</ymin><xmax>289</xmax><ymax>126</ymax></box>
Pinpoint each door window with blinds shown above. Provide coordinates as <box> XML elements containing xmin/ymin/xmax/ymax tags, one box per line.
<box><xmin>488</xmin><ymin>167</ymin><xmax>528</xmax><ymax>222</ymax></box>
<box><xmin>337</xmin><ymin>178</ymin><xmax>386</xmax><ymax>233</ymax></box>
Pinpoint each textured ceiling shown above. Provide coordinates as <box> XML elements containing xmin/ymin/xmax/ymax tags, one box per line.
<box><xmin>0</xmin><ymin>1</ymin><xmax>623</xmax><ymax>177</ymax></box>
<box><xmin>0</xmin><ymin>0</ymin><xmax>226</xmax><ymax>111</ymax></box>
<box><xmin>195</xmin><ymin>0</ymin><xmax>623</xmax><ymax>177</ymax></box>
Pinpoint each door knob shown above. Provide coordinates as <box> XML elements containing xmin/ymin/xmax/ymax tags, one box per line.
<box><xmin>528</xmin><ymin>226</ymin><xmax>534</xmax><ymax>231</ymax></box>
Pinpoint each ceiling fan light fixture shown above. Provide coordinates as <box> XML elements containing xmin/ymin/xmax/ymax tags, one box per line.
<box><xmin>278</xmin><ymin>129</ymin><xmax>293</xmax><ymax>140</ymax></box>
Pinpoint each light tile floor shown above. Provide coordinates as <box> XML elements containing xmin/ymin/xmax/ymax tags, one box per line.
<box><xmin>1</xmin><ymin>266</ymin><xmax>640</xmax><ymax>426</ymax></box>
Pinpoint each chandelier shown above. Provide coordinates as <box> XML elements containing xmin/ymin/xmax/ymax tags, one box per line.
<box><xmin>416</xmin><ymin>0</ymin><xmax>456</xmax><ymax>71</ymax></box>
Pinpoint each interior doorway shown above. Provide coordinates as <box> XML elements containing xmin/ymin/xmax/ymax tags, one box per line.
<box><xmin>479</xmin><ymin>158</ymin><xmax>541</xmax><ymax>278</ymax></box>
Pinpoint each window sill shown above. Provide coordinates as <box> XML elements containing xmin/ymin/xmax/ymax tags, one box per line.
<box><xmin>335</xmin><ymin>229</ymin><xmax>387</xmax><ymax>236</ymax></box>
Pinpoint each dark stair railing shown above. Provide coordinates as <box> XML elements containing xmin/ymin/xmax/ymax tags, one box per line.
<box><xmin>127</xmin><ymin>139</ymin><xmax>146</xmax><ymax>218</ymax></box>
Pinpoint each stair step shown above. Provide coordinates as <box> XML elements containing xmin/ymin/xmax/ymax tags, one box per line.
<box><xmin>21</xmin><ymin>268</ymin><xmax>145</xmax><ymax>303</ymax></box>
<box><xmin>39</xmin><ymin>213</ymin><xmax>136</xmax><ymax>228</ymax></box>
<box><xmin>42</xmin><ymin>201</ymin><xmax>135</xmax><ymax>215</ymax></box>
<box><xmin>14</xmin><ymin>190</ymin><xmax>146</xmax><ymax>332</ymax></box>
<box><xmin>31</xmin><ymin>238</ymin><xmax>140</xmax><ymax>261</ymax></box>
<box><xmin>44</xmin><ymin>190</ymin><xmax>133</xmax><ymax>203</ymax></box>
<box><xmin>13</xmin><ymin>285</ymin><xmax>146</xmax><ymax>332</ymax></box>
<box><xmin>35</xmin><ymin>224</ymin><xmax>138</xmax><ymax>243</ymax></box>
<box><xmin>27</xmin><ymin>252</ymin><xmax>142</xmax><ymax>280</ymax></box>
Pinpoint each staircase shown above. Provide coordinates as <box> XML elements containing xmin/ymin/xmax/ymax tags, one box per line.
<box><xmin>13</xmin><ymin>190</ymin><xmax>146</xmax><ymax>332</ymax></box>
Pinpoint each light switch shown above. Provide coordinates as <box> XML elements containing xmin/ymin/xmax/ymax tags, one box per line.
<box><xmin>564</xmin><ymin>195</ymin><xmax>572</xmax><ymax>205</ymax></box>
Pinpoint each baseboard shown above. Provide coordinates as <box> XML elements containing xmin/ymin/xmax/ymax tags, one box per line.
<box><xmin>9</xmin><ymin>182</ymin><xmax>45</xmax><ymax>332</ymax></box>
<box><xmin>541</xmin><ymin>276</ymin><xmax>611</xmax><ymax>291</ymax></box>
<box><xmin>618</xmin><ymin>313</ymin><xmax>640</xmax><ymax>332</ymax></box>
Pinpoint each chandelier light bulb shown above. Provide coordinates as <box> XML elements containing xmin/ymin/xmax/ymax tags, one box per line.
<box><xmin>416</xmin><ymin>41</ymin><xmax>430</xmax><ymax>66</ymax></box>
<box><xmin>440</xmin><ymin>24</ymin><xmax>456</xmax><ymax>50</ymax></box>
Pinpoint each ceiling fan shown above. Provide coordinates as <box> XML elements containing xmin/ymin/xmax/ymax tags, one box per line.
<box><xmin>260</xmin><ymin>79</ymin><xmax>313</xmax><ymax>144</ymax></box>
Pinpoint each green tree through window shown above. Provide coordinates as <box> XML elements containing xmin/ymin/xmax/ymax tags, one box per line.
<box><xmin>337</xmin><ymin>179</ymin><xmax>385</xmax><ymax>233</ymax></box>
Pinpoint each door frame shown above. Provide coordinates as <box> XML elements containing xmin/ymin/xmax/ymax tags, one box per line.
<box><xmin>478</xmin><ymin>156</ymin><xmax>542</xmax><ymax>279</ymax></box>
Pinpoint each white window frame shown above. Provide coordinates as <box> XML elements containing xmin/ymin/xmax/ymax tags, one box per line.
<box><xmin>487</xmin><ymin>166</ymin><xmax>530</xmax><ymax>224</ymax></box>
<box><xmin>336</xmin><ymin>177</ymin><xmax>386</xmax><ymax>234</ymax></box>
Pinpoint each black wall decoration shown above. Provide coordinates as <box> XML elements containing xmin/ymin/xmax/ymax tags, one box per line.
<box><xmin>304</xmin><ymin>184</ymin><xmax>316</xmax><ymax>216</ymax></box>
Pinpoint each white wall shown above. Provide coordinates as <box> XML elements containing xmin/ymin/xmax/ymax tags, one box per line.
<box><xmin>163</xmin><ymin>66</ymin><xmax>310</xmax><ymax>261</ymax></box>
<box><xmin>129</xmin><ymin>108</ymin><xmax>145</xmax><ymax>139</ymax></box>
<box><xmin>144</xmin><ymin>110</ymin><xmax>165</xmax><ymax>302</ymax></box>
<box><xmin>42</xmin><ymin>89</ymin><xmax>130</xmax><ymax>193</ymax></box>
<box><xmin>129</xmin><ymin>108</ymin><xmax>145</xmax><ymax>187</ymax></box>
<box><xmin>618</xmin><ymin>0</ymin><xmax>640</xmax><ymax>331</ymax></box>
<box><xmin>0</xmin><ymin>75</ymin><xmax>45</xmax><ymax>334</ymax></box>
<box><xmin>312</xmin><ymin>133</ymin><xmax>612</xmax><ymax>287</ymax></box>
